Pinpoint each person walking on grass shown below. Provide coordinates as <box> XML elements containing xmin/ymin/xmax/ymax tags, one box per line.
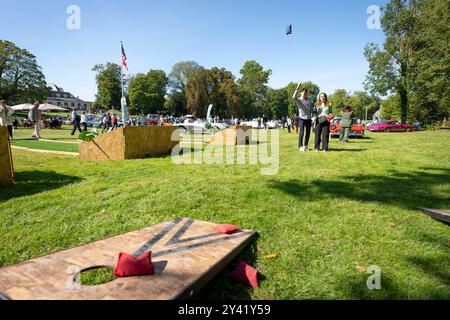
<box><xmin>292</xmin><ymin>84</ymin><xmax>313</xmax><ymax>152</ymax></box>
<box><xmin>287</xmin><ymin>117</ymin><xmax>292</xmax><ymax>133</ymax></box>
<box><xmin>314</xmin><ymin>93</ymin><xmax>333</xmax><ymax>152</ymax></box>
<box><xmin>70</xmin><ymin>109</ymin><xmax>82</xmax><ymax>136</ymax></box>
<box><xmin>80</xmin><ymin>112</ymin><xmax>88</xmax><ymax>132</ymax></box>
<box><xmin>111</xmin><ymin>113</ymin><xmax>118</xmax><ymax>131</ymax></box>
<box><xmin>340</xmin><ymin>106</ymin><xmax>353</xmax><ymax>143</ymax></box>
<box><xmin>29</xmin><ymin>102</ymin><xmax>42</xmax><ymax>140</ymax></box>
<box><xmin>102</xmin><ymin>113</ymin><xmax>111</xmax><ymax>133</ymax></box>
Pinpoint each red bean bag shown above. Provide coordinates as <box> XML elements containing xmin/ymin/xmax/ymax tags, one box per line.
<box><xmin>213</xmin><ymin>224</ymin><xmax>241</xmax><ymax>235</ymax></box>
<box><xmin>114</xmin><ymin>251</ymin><xmax>155</xmax><ymax>277</ymax></box>
<box><xmin>230</xmin><ymin>260</ymin><xmax>259</xmax><ymax>289</ymax></box>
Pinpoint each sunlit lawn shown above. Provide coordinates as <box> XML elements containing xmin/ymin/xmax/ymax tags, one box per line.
<box><xmin>1</xmin><ymin>129</ymin><xmax>449</xmax><ymax>299</ymax></box>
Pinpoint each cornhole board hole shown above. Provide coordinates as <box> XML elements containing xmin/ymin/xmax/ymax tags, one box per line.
<box><xmin>0</xmin><ymin>126</ymin><xmax>14</xmax><ymax>186</ymax></box>
<box><xmin>419</xmin><ymin>208</ymin><xmax>450</xmax><ymax>224</ymax></box>
<box><xmin>0</xmin><ymin>218</ymin><xmax>256</xmax><ymax>300</ymax></box>
<box><xmin>207</xmin><ymin>126</ymin><xmax>252</xmax><ymax>145</ymax></box>
<box><xmin>79</xmin><ymin>126</ymin><xmax>179</xmax><ymax>161</ymax></box>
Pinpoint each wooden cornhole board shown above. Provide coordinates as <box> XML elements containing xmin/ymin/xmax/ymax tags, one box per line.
<box><xmin>0</xmin><ymin>126</ymin><xmax>14</xmax><ymax>186</ymax></box>
<box><xmin>0</xmin><ymin>218</ymin><xmax>256</xmax><ymax>300</ymax></box>
<box><xmin>207</xmin><ymin>126</ymin><xmax>252</xmax><ymax>145</ymax></box>
<box><xmin>419</xmin><ymin>208</ymin><xmax>450</xmax><ymax>224</ymax></box>
<box><xmin>79</xmin><ymin>126</ymin><xmax>179</xmax><ymax>161</ymax></box>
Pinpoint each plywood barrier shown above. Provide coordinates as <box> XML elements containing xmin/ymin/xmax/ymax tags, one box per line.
<box><xmin>0</xmin><ymin>217</ymin><xmax>256</xmax><ymax>300</ymax></box>
<box><xmin>0</xmin><ymin>126</ymin><xmax>14</xmax><ymax>186</ymax></box>
<box><xmin>79</xmin><ymin>126</ymin><xmax>179</xmax><ymax>161</ymax></box>
<box><xmin>207</xmin><ymin>126</ymin><xmax>252</xmax><ymax>145</ymax></box>
<box><xmin>419</xmin><ymin>207</ymin><xmax>450</xmax><ymax>224</ymax></box>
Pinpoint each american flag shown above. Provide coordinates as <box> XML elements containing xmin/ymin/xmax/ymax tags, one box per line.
<box><xmin>121</xmin><ymin>42</ymin><xmax>128</xmax><ymax>71</ymax></box>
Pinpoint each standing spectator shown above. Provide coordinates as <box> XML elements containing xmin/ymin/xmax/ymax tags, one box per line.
<box><xmin>80</xmin><ymin>112</ymin><xmax>88</xmax><ymax>132</ymax></box>
<box><xmin>281</xmin><ymin>117</ymin><xmax>286</xmax><ymax>130</ymax></box>
<box><xmin>0</xmin><ymin>100</ymin><xmax>14</xmax><ymax>139</ymax></box>
<box><xmin>293</xmin><ymin>113</ymin><xmax>300</xmax><ymax>134</ymax></box>
<box><xmin>102</xmin><ymin>113</ymin><xmax>111</xmax><ymax>133</ymax></box>
<box><xmin>71</xmin><ymin>109</ymin><xmax>82</xmax><ymax>136</ymax></box>
<box><xmin>292</xmin><ymin>84</ymin><xmax>313</xmax><ymax>152</ymax></box>
<box><xmin>257</xmin><ymin>117</ymin><xmax>262</xmax><ymax>130</ymax></box>
<box><xmin>262</xmin><ymin>114</ymin><xmax>268</xmax><ymax>130</ymax></box>
<box><xmin>111</xmin><ymin>113</ymin><xmax>118</xmax><ymax>130</ymax></box>
<box><xmin>340</xmin><ymin>106</ymin><xmax>353</xmax><ymax>143</ymax></box>
<box><xmin>29</xmin><ymin>102</ymin><xmax>42</xmax><ymax>140</ymax></box>
<box><xmin>287</xmin><ymin>117</ymin><xmax>292</xmax><ymax>133</ymax></box>
<box><xmin>314</xmin><ymin>93</ymin><xmax>333</xmax><ymax>152</ymax></box>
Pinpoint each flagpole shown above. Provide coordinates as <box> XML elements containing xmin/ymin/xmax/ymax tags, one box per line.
<box><xmin>120</xmin><ymin>41</ymin><xmax>127</xmax><ymax>127</ymax></box>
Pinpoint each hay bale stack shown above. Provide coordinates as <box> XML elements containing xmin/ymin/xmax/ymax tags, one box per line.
<box><xmin>79</xmin><ymin>126</ymin><xmax>179</xmax><ymax>161</ymax></box>
<box><xmin>0</xmin><ymin>126</ymin><xmax>14</xmax><ymax>186</ymax></box>
<box><xmin>206</xmin><ymin>126</ymin><xmax>252</xmax><ymax>145</ymax></box>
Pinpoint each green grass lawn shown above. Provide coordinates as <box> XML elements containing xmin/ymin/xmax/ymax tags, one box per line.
<box><xmin>10</xmin><ymin>126</ymin><xmax>86</xmax><ymax>153</ymax></box>
<box><xmin>1</xmin><ymin>130</ymin><xmax>449</xmax><ymax>299</ymax></box>
<box><xmin>11</xmin><ymin>140</ymin><xmax>79</xmax><ymax>153</ymax></box>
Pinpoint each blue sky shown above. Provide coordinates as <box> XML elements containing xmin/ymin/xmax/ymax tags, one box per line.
<box><xmin>1</xmin><ymin>0</ymin><xmax>388</xmax><ymax>101</ymax></box>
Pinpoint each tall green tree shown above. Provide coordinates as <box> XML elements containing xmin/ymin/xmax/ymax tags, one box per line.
<box><xmin>364</xmin><ymin>0</ymin><xmax>420</xmax><ymax>123</ymax></box>
<box><xmin>167</xmin><ymin>61</ymin><xmax>202</xmax><ymax>116</ymax></box>
<box><xmin>128</xmin><ymin>70</ymin><xmax>168</xmax><ymax>115</ymax></box>
<box><xmin>329</xmin><ymin>89</ymin><xmax>351</xmax><ymax>110</ymax></box>
<box><xmin>208</xmin><ymin>67</ymin><xmax>241</xmax><ymax>118</ymax></box>
<box><xmin>92</xmin><ymin>63</ymin><xmax>122</xmax><ymax>109</ymax></box>
<box><xmin>409</xmin><ymin>0</ymin><xmax>450</xmax><ymax>123</ymax></box>
<box><xmin>237</xmin><ymin>60</ymin><xmax>272</xmax><ymax>118</ymax></box>
<box><xmin>267</xmin><ymin>88</ymin><xmax>288</xmax><ymax>119</ymax></box>
<box><xmin>0</xmin><ymin>40</ymin><xmax>48</xmax><ymax>104</ymax></box>
<box><xmin>185</xmin><ymin>67</ymin><xmax>210</xmax><ymax>117</ymax></box>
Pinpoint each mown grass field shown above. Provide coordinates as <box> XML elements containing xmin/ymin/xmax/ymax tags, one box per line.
<box><xmin>1</xmin><ymin>129</ymin><xmax>449</xmax><ymax>299</ymax></box>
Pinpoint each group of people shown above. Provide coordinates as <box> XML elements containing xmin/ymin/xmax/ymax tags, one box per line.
<box><xmin>292</xmin><ymin>83</ymin><xmax>353</xmax><ymax>152</ymax></box>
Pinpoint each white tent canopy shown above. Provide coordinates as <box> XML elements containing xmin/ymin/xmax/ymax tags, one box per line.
<box><xmin>38</xmin><ymin>103</ymin><xmax>69</xmax><ymax>112</ymax></box>
<box><xmin>10</xmin><ymin>103</ymin><xmax>69</xmax><ymax>112</ymax></box>
<box><xmin>10</xmin><ymin>103</ymin><xmax>34</xmax><ymax>111</ymax></box>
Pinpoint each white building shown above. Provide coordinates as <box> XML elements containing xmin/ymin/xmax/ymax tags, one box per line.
<box><xmin>45</xmin><ymin>83</ymin><xmax>93</xmax><ymax>111</ymax></box>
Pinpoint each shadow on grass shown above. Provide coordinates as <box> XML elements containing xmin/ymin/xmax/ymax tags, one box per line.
<box><xmin>193</xmin><ymin>235</ymin><xmax>259</xmax><ymax>300</ymax></box>
<box><xmin>0</xmin><ymin>171</ymin><xmax>82</xmax><ymax>202</ymax></box>
<box><xmin>269</xmin><ymin>169</ymin><xmax>450</xmax><ymax>210</ymax></box>
<box><xmin>405</xmin><ymin>255</ymin><xmax>450</xmax><ymax>289</ymax></box>
<box><xmin>336</xmin><ymin>256</ymin><xmax>450</xmax><ymax>299</ymax></box>
<box><xmin>327</xmin><ymin>148</ymin><xmax>366</xmax><ymax>152</ymax></box>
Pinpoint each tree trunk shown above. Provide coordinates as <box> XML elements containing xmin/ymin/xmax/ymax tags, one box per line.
<box><xmin>399</xmin><ymin>85</ymin><xmax>408</xmax><ymax>124</ymax></box>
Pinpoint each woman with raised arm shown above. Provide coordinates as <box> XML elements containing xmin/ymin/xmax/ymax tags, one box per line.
<box><xmin>292</xmin><ymin>83</ymin><xmax>313</xmax><ymax>152</ymax></box>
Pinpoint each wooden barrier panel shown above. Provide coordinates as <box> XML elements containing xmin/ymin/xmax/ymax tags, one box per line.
<box><xmin>0</xmin><ymin>218</ymin><xmax>256</xmax><ymax>300</ymax></box>
<box><xmin>207</xmin><ymin>126</ymin><xmax>252</xmax><ymax>145</ymax></box>
<box><xmin>419</xmin><ymin>207</ymin><xmax>450</xmax><ymax>224</ymax></box>
<box><xmin>79</xmin><ymin>126</ymin><xmax>179</xmax><ymax>161</ymax></box>
<box><xmin>0</xmin><ymin>126</ymin><xmax>14</xmax><ymax>186</ymax></box>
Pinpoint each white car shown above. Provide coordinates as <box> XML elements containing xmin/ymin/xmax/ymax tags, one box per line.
<box><xmin>241</xmin><ymin>119</ymin><xmax>280</xmax><ymax>129</ymax></box>
<box><xmin>173</xmin><ymin>120</ymin><xmax>226</xmax><ymax>134</ymax></box>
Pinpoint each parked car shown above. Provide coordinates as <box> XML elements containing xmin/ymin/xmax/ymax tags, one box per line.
<box><xmin>330</xmin><ymin>118</ymin><xmax>365</xmax><ymax>138</ymax></box>
<box><xmin>146</xmin><ymin>114</ymin><xmax>160</xmax><ymax>126</ymax></box>
<box><xmin>367</xmin><ymin>120</ymin><xmax>415</xmax><ymax>132</ymax></box>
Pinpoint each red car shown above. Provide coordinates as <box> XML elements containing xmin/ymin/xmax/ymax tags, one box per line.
<box><xmin>367</xmin><ymin>120</ymin><xmax>415</xmax><ymax>132</ymax></box>
<box><xmin>330</xmin><ymin>118</ymin><xmax>365</xmax><ymax>138</ymax></box>
<box><xmin>146</xmin><ymin>114</ymin><xmax>160</xmax><ymax>126</ymax></box>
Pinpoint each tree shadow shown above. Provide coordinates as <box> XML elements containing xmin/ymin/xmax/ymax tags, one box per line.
<box><xmin>193</xmin><ymin>235</ymin><xmax>260</xmax><ymax>300</ymax></box>
<box><xmin>405</xmin><ymin>255</ymin><xmax>450</xmax><ymax>290</ymax></box>
<box><xmin>328</xmin><ymin>148</ymin><xmax>366</xmax><ymax>152</ymax></box>
<box><xmin>269</xmin><ymin>169</ymin><xmax>450</xmax><ymax>210</ymax></box>
<box><xmin>0</xmin><ymin>171</ymin><xmax>82</xmax><ymax>202</ymax></box>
